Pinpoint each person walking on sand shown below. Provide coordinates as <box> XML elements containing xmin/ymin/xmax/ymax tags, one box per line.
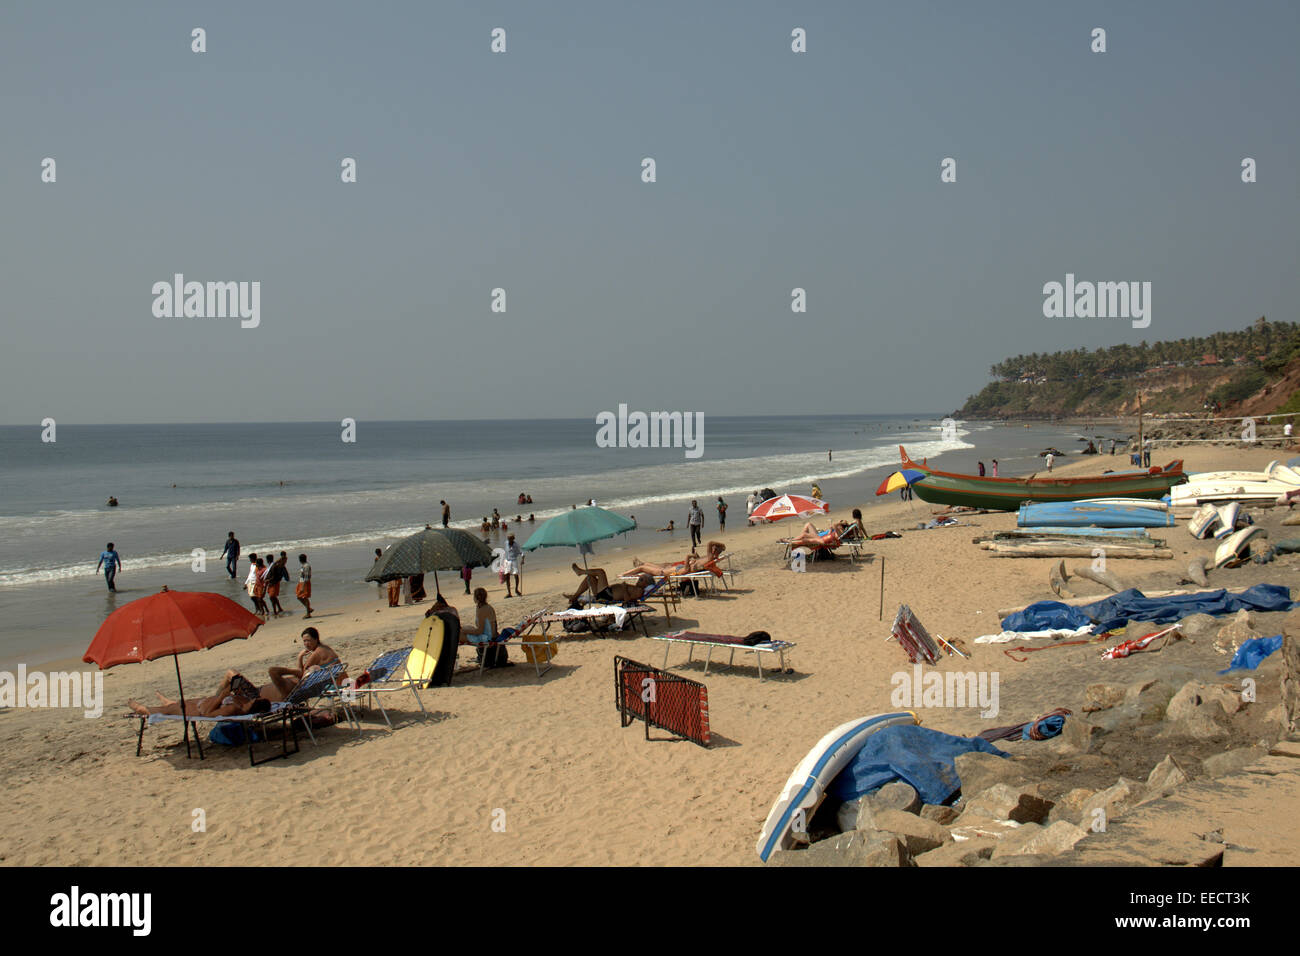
<box><xmin>1045</xmin><ymin>452</ymin><xmax>1055</xmax><ymax>472</ymax></box>
<box><xmin>441</xmin><ymin>500</ymin><xmax>450</xmax><ymax>527</ymax></box>
<box><xmin>460</xmin><ymin>563</ymin><xmax>473</xmax><ymax>595</ymax></box>
<box><xmin>501</xmin><ymin>533</ymin><xmax>523</xmax><ymax>597</ymax></box>
<box><xmin>296</xmin><ymin>553</ymin><xmax>314</xmax><ymax>618</ymax></box>
<box><xmin>221</xmin><ymin>531</ymin><xmax>240</xmax><ymax>579</ymax></box>
<box><xmin>374</xmin><ymin>548</ymin><xmax>384</xmax><ymax>598</ymax></box>
<box><xmin>977</xmin><ymin>461</ymin><xmax>985</xmax><ymax>477</ymax></box>
<box><xmin>96</xmin><ymin>542</ymin><xmax>122</xmax><ymax>592</ymax></box>
<box><xmin>991</xmin><ymin>459</ymin><xmax>999</xmax><ymax>477</ymax></box>
<box><xmin>687</xmin><ymin>500</ymin><xmax>704</xmax><ymax>548</ymax></box>
<box><xmin>716</xmin><ymin>496</ymin><xmax>728</xmax><ymax>531</ymax></box>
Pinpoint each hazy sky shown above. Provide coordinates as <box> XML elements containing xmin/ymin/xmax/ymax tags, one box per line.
<box><xmin>2</xmin><ymin>0</ymin><xmax>1297</xmax><ymax>424</ymax></box>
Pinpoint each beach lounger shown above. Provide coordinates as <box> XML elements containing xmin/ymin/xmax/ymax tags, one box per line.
<box><xmin>537</xmin><ymin>603</ymin><xmax>653</xmax><ymax>639</ymax></box>
<box><xmin>330</xmin><ymin>641</ymin><xmax>436</xmax><ymax>729</ymax></box>
<box><xmin>134</xmin><ymin>662</ymin><xmax>356</xmax><ymax>765</ymax></box>
<box><xmin>651</xmin><ymin>630</ymin><xmax>796</xmax><ymax>680</ymax></box>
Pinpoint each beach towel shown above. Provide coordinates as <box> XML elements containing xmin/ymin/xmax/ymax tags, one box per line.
<box><xmin>827</xmin><ymin>724</ymin><xmax>1006</xmax><ymax>806</ymax></box>
<box><xmin>1001</xmin><ymin>584</ymin><xmax>1295</xmax><ymax>635</ymax></box>
<box><xmin>1218</xmin><ymin>635</ymin><xmax>1284</xmax><ymax>674</ymax></box>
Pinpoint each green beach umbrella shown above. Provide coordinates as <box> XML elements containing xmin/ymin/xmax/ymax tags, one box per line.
<box><xmin>366</xmin><ymin>527</ymin><xmax>494</xmax><ymax>593</ymax></box>
<box><xmin>522</xmin><ymin>506</ymin><xmax>636</xmax><ymax>567</ymax></box>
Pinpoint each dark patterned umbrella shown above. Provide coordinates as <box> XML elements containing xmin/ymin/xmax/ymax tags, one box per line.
<box><xmin>365</xmin><ymin>527</ymin><xmax>494</xmax><ymax>592</ymax></box>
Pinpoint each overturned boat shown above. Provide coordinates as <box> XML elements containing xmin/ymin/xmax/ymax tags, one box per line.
<box><xmin>899</xmin><ymin>447</ymin><xmax>1186</xmax><ymax>512</ymax></box>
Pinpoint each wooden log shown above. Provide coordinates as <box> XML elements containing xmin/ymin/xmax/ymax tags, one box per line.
<box><xmin>1073</xmin><ymin>565</ymin><xmax>1129</xmax><ymax>593</ymax></box>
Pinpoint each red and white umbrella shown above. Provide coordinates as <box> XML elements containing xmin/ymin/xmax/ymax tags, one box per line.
<box><xmin>750</xmin><ymin>494</ymin><xmax>829</xmax><ymax>522</ymax></box>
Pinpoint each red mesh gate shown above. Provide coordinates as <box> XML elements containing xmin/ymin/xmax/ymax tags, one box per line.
<box><xmin>614</xmin><ymin>656</ymin><xmax>710</xmax><ymax>748</ymax></box>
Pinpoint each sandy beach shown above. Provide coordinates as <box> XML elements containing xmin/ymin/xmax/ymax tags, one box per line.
<box><xmin>3</xmin><ymin>442</ymin><xmax>1299</xmax><ymax>867</ymax></box>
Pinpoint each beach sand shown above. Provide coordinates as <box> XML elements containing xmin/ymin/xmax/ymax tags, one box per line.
<box><xmin>3</xmin><ymin>443</ymin><xmax>1298</xmax><ymax>866</ymax></box>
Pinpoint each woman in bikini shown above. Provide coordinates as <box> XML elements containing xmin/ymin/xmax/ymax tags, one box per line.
<box><xmin>784</xmin><ymin>521</ymin><xmax>852</xmax><ymax>550</ymax></box>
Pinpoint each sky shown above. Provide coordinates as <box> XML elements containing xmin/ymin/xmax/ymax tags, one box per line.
<box><xmin>1</xmin><ymin>0</ymin><xmax>1297</xmax><ymax>424</ymax></box>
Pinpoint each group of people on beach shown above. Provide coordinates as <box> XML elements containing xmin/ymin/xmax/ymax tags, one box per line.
<box><xmin>128</xmin><ymin>626</ymin><xmax>338</xmax><ymax>718</ymax></box>
<box><xmin>242</xmin><ymin>544</ymin><xmax>314</xmax><ymax>620</ymax></box>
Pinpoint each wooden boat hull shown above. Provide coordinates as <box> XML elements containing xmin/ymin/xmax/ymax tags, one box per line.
<box><xmin>899</xmin><ymin>447</ymin><xmax>1185</xmax><ymax>512</ymax></box>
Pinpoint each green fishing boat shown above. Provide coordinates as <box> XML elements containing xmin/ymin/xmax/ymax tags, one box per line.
<box><xmin>898</xmin><ymin>446</ymin><xmax>1186</xmax><ymax>512</ymax></box>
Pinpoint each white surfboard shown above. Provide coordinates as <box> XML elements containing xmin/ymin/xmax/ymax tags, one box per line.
<box><xmin>1214</xmin><ymin>526</ymin><xmax>1267</xmax><ymax>568</ymax></box>
<box><xmin>756</xmin><ymin>711</ymin><xmax>917</xmax><ymax>862</ymax></box>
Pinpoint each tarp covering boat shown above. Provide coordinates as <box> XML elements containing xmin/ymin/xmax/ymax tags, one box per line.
<box><xmin>1000</xmin><ymin>584</ymin><xmax>1295</xmax><ymax>634</ymax></box>
<box><xmin>827</xmin><ymin>724</ymin><xmax>1006</xmax><ymax>805</ymax></box>
<box><xmin>1018</xmin><ymin>502</ymin><xmax>1176</xmax><ymax>528</ymax></box>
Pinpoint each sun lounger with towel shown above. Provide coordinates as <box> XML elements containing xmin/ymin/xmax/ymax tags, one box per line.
<box><xmin>651</xmin><ymin>630</ymin><xmax>796</xmax><ymax>680</ymax></box>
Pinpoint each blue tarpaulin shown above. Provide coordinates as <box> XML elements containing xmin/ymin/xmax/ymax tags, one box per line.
<box><xmin>1218</xmin><ymin>635</ymin><xmax>1284</xmax><ymax>674</ymax></box>
<box><xmin>1000</xmin><ymin>584</ymin><xmax>1295</xmax><ymax>635</ymax></box>
<box><xmin>828</xmin><ymin>725</ymin><xmax>1006</xmax><ymax>805</ymax></box>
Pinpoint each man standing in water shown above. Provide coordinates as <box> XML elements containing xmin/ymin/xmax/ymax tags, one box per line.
<box><xmin>96</xmin><ymin>542</ymin><xmax>122</xmax><ymax>592</ymax></box>
<box><xmin>221</xmin><ymin>532</ymin><xmax>241</xmax><ymax>578</ymax></box>
<box><xmin>687</xmin><ymin>500</ymin><xmax>704</xmax><ymax>548</ymax></box>
<box><xmin>441</xmin><ymin>500</ymin><xmax>450</xmax><ymax>527</ymax></box>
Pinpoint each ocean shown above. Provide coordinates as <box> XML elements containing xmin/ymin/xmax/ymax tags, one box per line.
<box><xmin>0</xmin><ymin>415</ymin><xmax>1085</xmax><ymax>665</ymax></box>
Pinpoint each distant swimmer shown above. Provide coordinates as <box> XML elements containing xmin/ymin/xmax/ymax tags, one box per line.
<box><xmin>106</xmin><ymin>496</ymin><xmax>119</xmax><ymax>507</ymax></box>
<box><xmin>658</xmin><ymin>519</ymin><xmax>675</xmax><ymax>532</ymax></box>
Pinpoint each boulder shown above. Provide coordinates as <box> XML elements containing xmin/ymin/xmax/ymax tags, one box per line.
<box><xmin>1145</xmin><ymin>755</ymin><xmax>1189</xmax><ymax>796</ymax></box>
<box><xmin>1177</xmin><ymin>613</ymin><xmax>1220</xmax><ymax>641</ymax></box>
<box><xmin>858</xmin><ymin>807</ymin><xmax>950</xmax><ymax>856</ymax></box>
<box><xmin>953</xmin><ymin>751</ymin><xmax>1026</xmax><ymax>798</ymax></box>
<box><xmin>1047</xmin><ymin>788</ymin><xmax>1096</xmax><ymax>825</ymax></box>
<box><xmin>768</xmin><ymin>830</ymin><xmax>911</xmax><ymax>867</ymax></box>
<box><xmin>1280</xmin><ymin>612</ymin><xmax>1300</xmax><ymax>735</ymax></box>
<box><xmin>867</xmin><ymin>780</ymin><xmax>922</xmax><ymax>815</ymax></box>
<box><xmin>1214</xmin><ymin>610</ymin><xmax>1261</xmax><ymax>657</ymax></box>
<box><xmin>1127</xmin><ymin>679</ymin><xmax>1176</xmax><ymax>724</ymax></box>
<box><xmin>1201</xmin><ymin>746</ymin><xmax>1268</xmax><ymax>778</ymax></box>
<box><xmin>1082</xmin><ymin>683</ymin><xmax>1128</xmax><ymax>713</ymax></box>
<box><xmin>914</xmin><ymin>837</ymin><xmax>996</xmax><ymax>867</ymax></box>
<box><xmin>920</xmin><ymin>804</ymin><xmax>960</xmax><ymax>826</ymax></box>
<box><xmin>1048</xmin><ymin>715</ymin><xmax>1098</xmax><ymax>754</ymax></box>
<box><xmin>949</xmin><ymin>815</ymin><xmax>1023</xmax><ymax>842</ymax></box>
<box><xmin>1077</xmin><ymin>777</ymin><xmax>1145</xmax><ymax>830</ymax></box>
<box><xmin>960</xmin><ymin>783</ymin><xmax>1054</xmax><ymax>824</ymax></box>
<box><xmin>1156</xmin><ymin>711</ymin><xmax>1230</xmax><ymax>742</ymax></box>
<box><xmin>1165</xmin><ymin>680</ymin><xmax>1237</xmax><ymax>723</ymax></box>
<box><xmin>992</xmin><ymin>820</ymin><xmax>1088</xmax><ymax>859</ymax></box>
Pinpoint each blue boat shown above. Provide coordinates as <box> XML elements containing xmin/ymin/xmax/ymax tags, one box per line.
<box><xmin>1018</xmin><ymin>502</ymin><xmax>1176</xmax><ymax>528</ymax></box>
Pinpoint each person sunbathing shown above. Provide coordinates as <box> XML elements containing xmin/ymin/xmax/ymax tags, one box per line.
<box><xmin>266</xmin><ymin>627</ymin><xmax>340</xmax><ymax>700</ymax></box>
<box><xmin>568</xmin><ymin>564</ymin><xmax>650</xmax><ymax>604</ymax></box>
<box><xmin>784</xmin><ymin>520</ymin><xmax>853</xmax><ymax>550</ymax></box>
<box><xmin>623</xmin><ymin>552</ymin><xmax>722</xmax><ymax>578</ymax></box>
<box><xmin>127</xmin><ymin>670</ymin><xmax>270</xmax><ymax>718</ymax></box>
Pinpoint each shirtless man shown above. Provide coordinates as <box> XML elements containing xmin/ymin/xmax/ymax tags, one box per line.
<box><xmin>265</xmin><ymin>627</ymin><xmax>340</xmax><ymax>700</ymax></box>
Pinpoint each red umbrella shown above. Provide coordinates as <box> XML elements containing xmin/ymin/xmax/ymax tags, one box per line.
<box><xmin>84</xmin><ymin>587</ymin><xmax>264</xmax><ymax>758</ymax></box>
<box><xmin>750</xmin><ymin>494</ymin><xmax>829</xmax><ymax>523</ymax></box>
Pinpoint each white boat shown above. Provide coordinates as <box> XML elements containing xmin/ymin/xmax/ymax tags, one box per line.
<box><xmin>1171</xmin><ymin>479</ymin><xmax>1293</xmax><ymax>506</ymax></box>
<box><xmin>1212</xmin><ymin>502</ymin><xmax>1242</xmax><ymax>539</ymax></box>
<box><xmin>1214</xmin><ymin>526</ymin><xmax>1267</xmax><ymax>568</ymax></box>
<box><xmin>1187</xmin><ymin>503</ymin><xmax>1220</xmax><ymax>539</ymax></box>
<box><xmin>1077</xmin><ymin>497</ymin><xmax>1171</xmax><ymax>510</ymax></box>
<box><xmin>756</xmin><ymin>712</ymin><xmax>917</xmax><ymax>862</ymax></box>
